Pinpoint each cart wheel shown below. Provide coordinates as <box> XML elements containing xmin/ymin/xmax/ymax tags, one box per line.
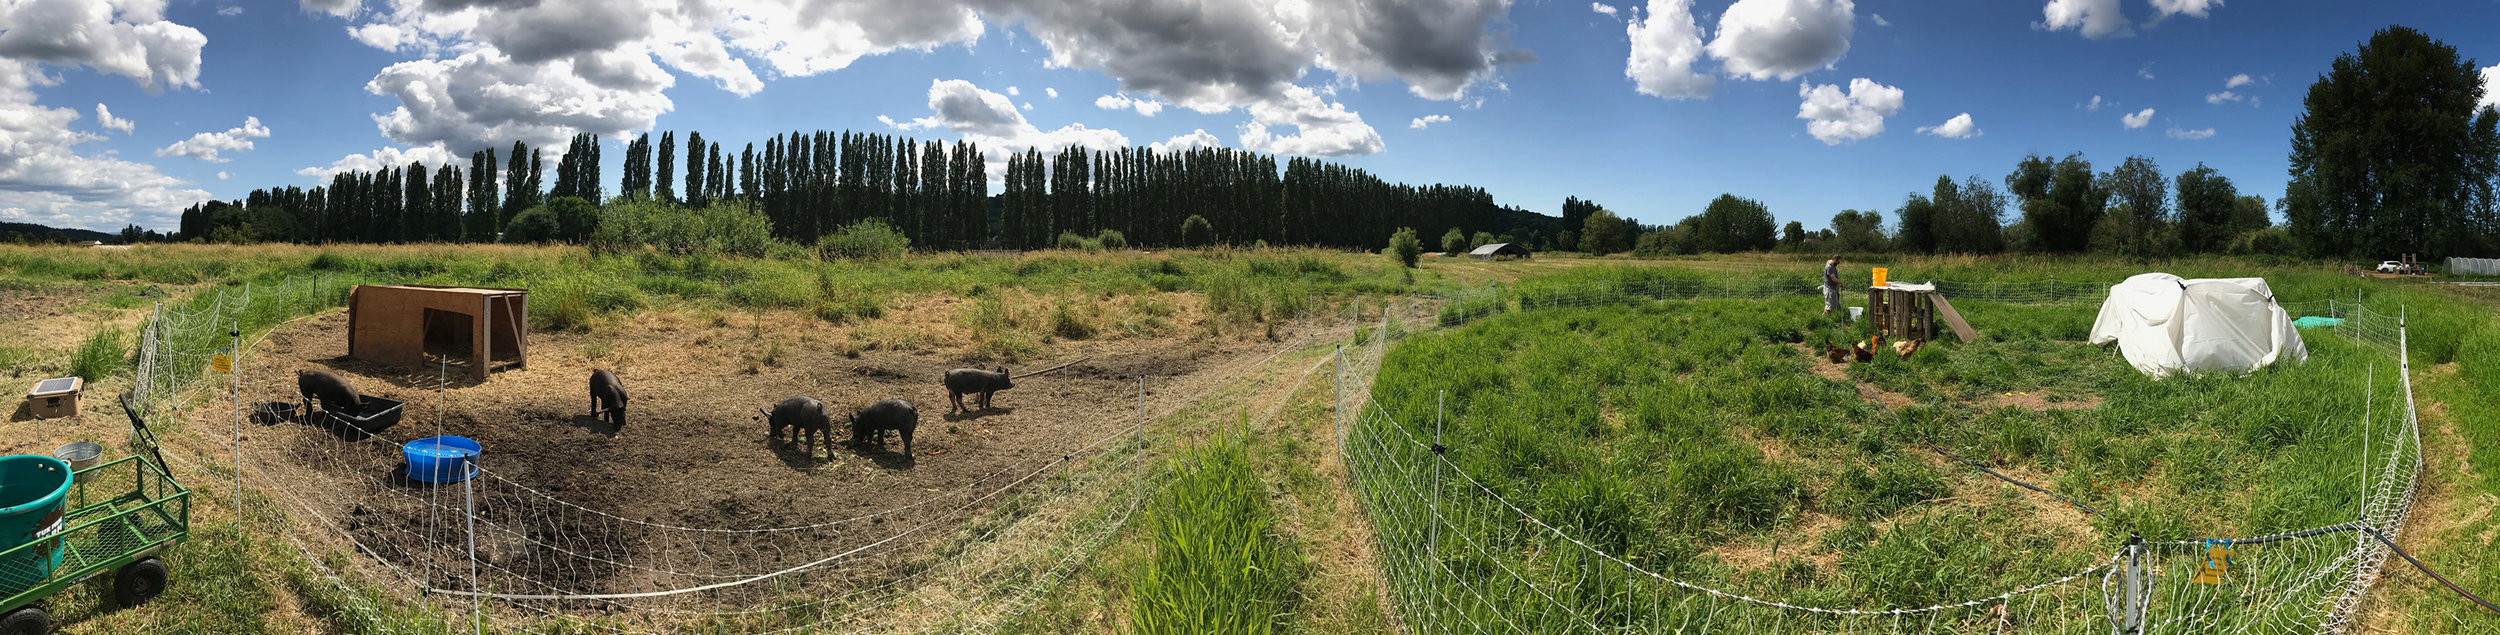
<box><xmin>0</xmin><ymin>606</ymin><xmax>46</xmax><ymax>635</ymax></box>
<box><xmin>113</xmin><ymin>558</ymin><xmax>167</xmax><ymax>608</ymax></box>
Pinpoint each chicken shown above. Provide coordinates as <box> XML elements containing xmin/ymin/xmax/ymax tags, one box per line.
<box><xmin>1822</xmin><ymin>336</ymin><xmax>1849</xmax><ymax>364</ymax></box>
<box><xmin>1891</xmin><ymin>339</ymin><xmax>1923</xmax><ymax>358</ymax></box>
<box><xmin>1851</xmin><ymin>340</ymin><xmax>1874</xmax><ymax>362</ymax></box>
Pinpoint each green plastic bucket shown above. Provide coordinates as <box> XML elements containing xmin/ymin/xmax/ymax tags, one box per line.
<box><xmin>0</xmin><ymin>455</ymin><xmax>72</xmax><ymax>591</ymax></box>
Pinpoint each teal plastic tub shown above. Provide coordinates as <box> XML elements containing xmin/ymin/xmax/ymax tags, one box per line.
<box><xmin>0</xmin><ymin>455</ymin><xmax>72</xmax><ymax>588</ymax></box>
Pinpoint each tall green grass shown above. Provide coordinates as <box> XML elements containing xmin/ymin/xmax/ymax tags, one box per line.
<box><xmin>1130</xmin><ymin>431</ymin><xmax>1306</xmax><ymax>634</ymax></box>
<box><xmin>69</xmin><ymin>325</ymin><xmax>128</xmax><ymax>382</ymax></box>
<box><xmin>1366</xmin><ymin>287</ymin><xmax>2403</xmax><ymax>625</ymax></box>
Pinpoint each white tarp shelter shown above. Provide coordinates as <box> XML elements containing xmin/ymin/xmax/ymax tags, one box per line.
<box><xmin>2087</xmin><ymin>273</ymin><xmax>2307</xmax><ymax>378</ymax></box>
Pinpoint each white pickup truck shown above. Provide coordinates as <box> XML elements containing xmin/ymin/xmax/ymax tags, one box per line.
<box><xmin>2375</xmin><ymin>261</ymin><xmax>2422</xmax><ymax>274</ymax></box>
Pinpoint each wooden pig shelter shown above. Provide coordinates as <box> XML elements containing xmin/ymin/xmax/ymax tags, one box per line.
<box><xmin>347</xmin><ymin>285</ymin><xmax>528</xmax><ymax>380</ymax></box>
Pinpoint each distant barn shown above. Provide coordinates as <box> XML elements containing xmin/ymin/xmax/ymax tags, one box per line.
<box><xmin>1468</xmin><ymin>243</ymin><xmax>1531</xmax><ymax>260</ymax></box>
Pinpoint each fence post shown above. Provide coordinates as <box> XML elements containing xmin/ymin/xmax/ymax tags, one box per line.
<box><xmin>1137</xmin><ymin>375</ymin><xmax>1146</xmax><ymax>505</ymax></box>
<box><xmin>1334</xmin><ymin>346</ymin><xmax>1344</xmax><ymax>450</ymax></box>
<box><xmin>230</xmin><ymin>324</ymin><xmax>242</xmax><ymax>513</ymax></box>
<box><xmin>1429</xmin><ymin>390</ymin><xmax>1446</xmax><ymax>628</ymax></box>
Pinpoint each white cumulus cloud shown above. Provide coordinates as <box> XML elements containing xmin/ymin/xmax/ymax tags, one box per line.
<box><xmin>2166</xmin><ymin>126</ymin><xmax>2215</xmax><ymax>140</ymax></box>
<box><xmin>1238</xmin><ymin>84</ymin><xmax>1384</xmax><ymax>157</ymax></box>
<box><xmin>156</xmin><ymin>116</ymin><xmax>270</xmax><ymax>163</ymax></box>
<box><xmin>2224</xmin><ymin>73</ymin><xmax>2254</xmax><ymax>89</ymax></box>
<box><xmin>1591</xmin><ymin>2</ymin><xmax>1619</xmax><ymax>18</ymax></box>
<box><xmin>1796</xmin><ymin>77</ymin><xmax>1902</xmax><ymax>145</ymax></box>
<box><xmin>1870</xmin><ymin>13</ymin><xmax>1888</xmax><ymax>26</ymax></box>
<box><xmin>2147</xmin><ymin>0</ymin><xmax>2220</xmax><ymax>20</ymax></box>
<box><xmin>0</xmin><ymin>62</ymin><xmax>207</xmax><ymax>231</ymax></box>
<box><xmin>886</xmin><ymin>79</ymin><xmax>1131</xmax><ymax>178</ymax></box>
<box><xmin>0</xmin><ymin>0</ymin><xmax>208</xmax><ymax>93</ymax></box>
<box><xmin>94</xmin><ymin>104</ymin><xmax>132</xmax><ymax>133</ymax></box>
<box><xmin>2082</xmin><ymin>95</ymin><xmax>2106</xmax><ymax>111</ymax></box>
<box><xmin>1916</xmin><ymin>112</ymin><xmax>1978</xmax><ymax>139</ymax></box>
<box><xmin>1007</xmin><ymin>86</ymin><xmax>1020</xmax><ymax>96</ymax></box>
<box><xmin>2122</xmin><ymin>108</ymin><xmax>2154</xmax><ymax>129</ymax></box>
<box><xmin>2205</xmin><ymin>91</ymin><xmax>2241</xmax><ymax>105</ymax></box>
<box><xmin>1150</xmin><ymin>129</ymin><xmax>1224</xmax><ymax>153</ymax></box>
<box><xmin>1094</xmin><ymin>93</ymin><xmax>1164</xmax><ymax>116</ymax></box>
<box><xmin>296</xmin><ymin>144</ymin><xmax>465</xmax><ymax>178</ymax></box>
<box><xmin>1625</xmin><ymin>0</ymin><xmax>1713</xmax><ymax>100</ymax></box>
<box><xmin>216</xmin><ymin>170</ymin><xmax>228</xmax><ymax>179</ymax></box>
<box><xmin>1045</xmin><ymin>87</ymin><xmax>1058</xmax><ymax>99</ymax></box>
<box><xmin>2480</xmin><ymin>65</ymin><xmax>2499</xmax><ymax>113</ymax></box>
<box><xmin>1410</xmin><ymin>114</ymin><xmax>1450</xmax><ymax>129</ymax></box>
<box><xmin>218</xmin><ymin>6</ymin><xmax>242</xmax><ymax>17</ymax></box>
<box><xmin>1706</xmin><ymin>0</ymin><xmax>1855</xmax><ymax>81</ymax></box>
<box><xmin>2039</xmin><ymin>0</ymin><xmax>2130</xmax><ymax>39</ymax></box>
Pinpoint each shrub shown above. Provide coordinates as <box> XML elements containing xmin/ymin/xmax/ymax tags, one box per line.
<box><xmin>594</xmin><ymin>199</ymin><xmax>775</xmax><ymax>257</ymax></box>
<box><xmin>502</xmin><ymin>207</ymin><xmax>561</xmax><ymax>244</ymax></box>
<box><xmin>1441</xmin><ymin>227</ymin><xmax>1467</xmax><ymax>254</ymax></box>
<box><xmin>1180</xmin><ymin>215</ymin><xmax>1215</xmax><ymax>247</ymax></box>
<box><xmin>1054</xmin><ymin>231</ymin><xmax>1099</xmax><ymax>251</ymax></box>
<box><xmin>1096</xmin><ymin>229</ymin><xmax>1128</xmax><ymax>250</ymax></box>
<box><xmin>1470</xmin><ymin>231</ymin><xmax>1497</xmax><ymax>251</ymax></box>
<box><xmin>1387</xmin><ymin>227</ymin><xmax>1422</xmax><ymax>268</ymax></box>
<box><xmin>1050</xmin><ymin>298</ymin><xmax>1098</xmax><ymax>339</ymax></box>
<box><xmin>818</xmin><ymin>219</ymin><xmax>912</xmax><ymax>260</ymax></box>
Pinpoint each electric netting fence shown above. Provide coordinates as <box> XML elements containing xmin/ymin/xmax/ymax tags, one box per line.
<box><xmin>1431</xmin><ymin>275</ymin><xmax>2112</xmax><ymax>327</ymax></box>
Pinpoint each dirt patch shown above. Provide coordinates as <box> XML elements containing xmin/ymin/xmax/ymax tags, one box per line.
<box><xmin>1797</xmin><ymin>345</ymin><xmax>1917</xmax><ymax>410</ymax></box>
<box><xmin>208</xmin><ymin>304</ymin><xmax>1318</xmax><ymax>606</ymax></box>
<box><xmin>1981</xmin><ymin>391</ymin><xmax>2101</xmax><ymax>411</ymax></box>
<box><xmin>1708</xmin><ymin>512</ymin><xmax>1845</xmax><ymax>574</ymax></box>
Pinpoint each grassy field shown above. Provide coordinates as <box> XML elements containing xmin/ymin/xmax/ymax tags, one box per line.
<box><xmin>4</xmin><ymin>244</ymin><xmax>2497</xmax><ymax>633</ymax></box>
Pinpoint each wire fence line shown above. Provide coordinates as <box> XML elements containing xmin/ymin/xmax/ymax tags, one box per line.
<box><xmin>1340</xmin><ymin>299</ymin><xmax>2427</xmax><ymax>633</ymax></box>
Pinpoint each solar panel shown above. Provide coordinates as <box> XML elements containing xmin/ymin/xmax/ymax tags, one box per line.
<box><xmin>32</xmin><ymin>377</ymin><xmax>76</xmax><ymax>394</ymax></box>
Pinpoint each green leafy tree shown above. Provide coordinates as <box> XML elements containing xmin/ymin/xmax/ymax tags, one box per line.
<box><xmin>1388</xmin><ymin>227</ymin><xmax>1422</xmax><ymax>268</ymax></box>
<box><xmin>2102</xmin><ymin>156</ymin><xmax>2170</xmax><ymax>257</ymax></box>
<box><xmin>2287</xmin><ymin>26</ymin><xmax>2499</xmax><ymax>258</ymax></box>
<box><xmin>1778</xmin><ymin>221</ymin><xmax>1806</xmax><ymax>250</ymax></box>
<box><xmin>1578</xmin><ymin>208</ymin><xmax>1631</xmax><ymax>254</ymax></box>
<box><xmin>1829</xmin><ymin>210</ymin><xmax>1887</xmax><ymax>253</ymax></box>
<box><xmin>2007</xmin><ymin>152</ymin><xmax>2104</xmax><ymax>252</ymax></box>
<box><xmin>1469</xmin><ymin>231</ymin><xmax>1496</xmax><ymax>251</ymax></box>
<box><xmin>1694</xmin><ymin>193</ymin><xmax>1776</xmax><ymax>253</ymax></box>
<box><xmin>1441</xmin><ymin>227</ymin><xmax>1467</xmax><ymax>254</ymax></box>
<box><xmin>2173</xmin><ymin>163</ymin><xmax>2240</xmax><ymax>253</ymax></box>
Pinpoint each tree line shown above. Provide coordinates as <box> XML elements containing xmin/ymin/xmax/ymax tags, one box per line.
<box><xmin>176</xmin><ymin>129</ymin><xmax>1517</xmax><ymax>253</ymax></box>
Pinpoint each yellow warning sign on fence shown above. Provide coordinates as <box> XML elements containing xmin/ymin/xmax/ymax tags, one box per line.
<box><xmin>2191</xmin><ymin>542</ymin><xmax>2234</xmax><ymax>584</ymax></box>
<box><xmin>210</xmin><ymin>353</ymin><xmax>231</xmax><ymax>373</ymax></box>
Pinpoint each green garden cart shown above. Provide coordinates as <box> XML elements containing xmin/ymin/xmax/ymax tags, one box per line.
<box><xmin>0</xmin><ymin>392</ymin><xmax>191</xmax><ymax>634</ymax></box>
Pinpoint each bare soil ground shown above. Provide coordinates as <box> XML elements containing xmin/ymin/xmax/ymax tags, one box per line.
<box><xmin>200</xmin><ymin>303</ymin><xmax>1329</xmax><ymax>607</ymax></box>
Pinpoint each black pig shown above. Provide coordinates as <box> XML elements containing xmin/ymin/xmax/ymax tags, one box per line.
<box><xmin>298</xmin><ymin>369</ymin><xmax>363</xmax><ymax>417</ymax></box>
<box><xmin>850</xmin><ymin>399</ymin><xmax>919</xmax><ymax>456</ymax></box>
<box><xmin>756</xmin><ymin>396</ymin><xmax>835</xmax><ymax>458</ymax></box>
<box><xmin>942</xmin><ymin>367</ymin><xmax>1012</xmax><ymax>414</ymax></box>
<box><xmin>588</xmin><ymin>369</ymin><xmax>627</xmax><ymax>430</ymax></box>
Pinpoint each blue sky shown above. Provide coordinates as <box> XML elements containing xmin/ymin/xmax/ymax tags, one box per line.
<box><xmin>3</xmin><ymin>0</ymin><xmax>2497</xmax><ymax>233</ymax></box>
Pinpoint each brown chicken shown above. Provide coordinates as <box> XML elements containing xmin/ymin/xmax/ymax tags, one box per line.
<box><xmin>1851</xmin><ymin>340</ymin><xmax>1874</xmax><ymax>362</ymax></box>
<box><xmin>1822</xmin><ymin>336</ymin><xmax>1849</xmax><ymax>364</ymax></box>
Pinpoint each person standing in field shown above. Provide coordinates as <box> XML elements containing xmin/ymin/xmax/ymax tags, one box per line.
<box><xmin>1823</xmin><ymin>256</ymin><xmax>1842</xmax><ymax>315</ymax></box>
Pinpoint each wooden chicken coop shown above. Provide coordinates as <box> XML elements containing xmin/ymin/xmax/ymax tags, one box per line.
<box><xmin>1866</xmin><ymin>283</ymin><xmax>1977</xmax><ymax>343</ymax></box>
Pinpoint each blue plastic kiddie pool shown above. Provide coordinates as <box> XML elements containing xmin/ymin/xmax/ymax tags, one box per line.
<box><xmin>403</xmin><ymin>436</ymin><xmax>481</xmax><ymax>484</ymax></box>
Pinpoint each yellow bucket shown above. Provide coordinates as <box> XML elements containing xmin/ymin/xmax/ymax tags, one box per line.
<box><xmin>1871</xmin><ymin>267</ymin><xmax>1888</xmax><ymax>287</ymax></box>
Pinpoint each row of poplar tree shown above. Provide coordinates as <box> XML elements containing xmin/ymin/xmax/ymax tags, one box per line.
<box><xmin>178</xmin><ymin>129</ymin><xmax>1505</xmax><ymax>251</ymax></box>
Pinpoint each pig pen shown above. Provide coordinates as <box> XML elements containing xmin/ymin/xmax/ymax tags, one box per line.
<box><xmin>210</xmin><ymin>307</ymin><xmax>1326</xmax><ymax>622</ymax></box>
